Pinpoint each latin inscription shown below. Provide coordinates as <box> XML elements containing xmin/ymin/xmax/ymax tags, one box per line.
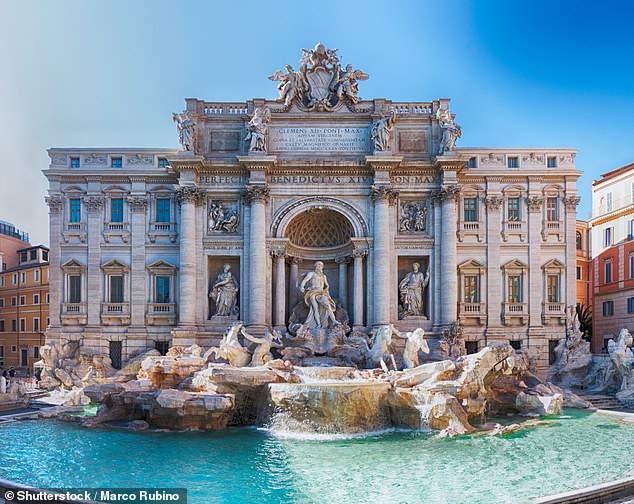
<box><xmin>269</xmin><ymin>127</ymin><xmax>369</xmax><ymax>152</ymax></box>
<box><xmin>269</xmin><ymin>175</ymin><xmax>371</xmax><ymax>184</ymax></box>
<box><xmin>199</xmin><ymin>175</ymin><xmax>247</xmax><ymax>184</ymax></box>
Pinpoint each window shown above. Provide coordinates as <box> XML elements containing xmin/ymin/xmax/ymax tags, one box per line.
<box><xmin>158</xmin><ymin>158</ymin><xmax>169</xmax><ymax>168</ymax></box>
<box><xmin>606</xmin><ymin>192</ymin><xmax>613</xmax><ymax>212</ymax></box>
<box><xmin>33</xmin><ymin>318</ymin><xmax>39</xmax><ymax>332</ymax></box>
<box><xmin>46</xmin><ymin>293</ymin><xmax>50</xmax><ymax>304</ymax></box>
<box><xmin>35</xmin><ymin>269</ymin><xmax>40</xmax><ymax>282</ymax></box>
<box><xmin>604</xmin><ymin>227</ymin><xmax>613</xmax><ymax>247</ymax></box>
<box><xmin>155</xmin><ymin>341</ymin><xmax>170</xmax><ymax>355</ymax></box>
<box><xmin>463</xmin><ymin>275</ymin><xmax>480</xmax><ymax>303</ymax></box>
<box><xmin>463</xmin><ymin>198</ymin><xmax>478</xmax><ymax>222</ymax></box>
<box><xmin>0</xmin><ymin>321</ymin><xmax>4</xmax><ymax>332</ymax></box>
<box><xmin>603</xmin><ymin>301</ymin><xmax>614</xmax><ymax>317</ymax></box>
<box><xmin>576</xmin><ymin>231</ymin><xmax>582</xmax><ymax>250</ymax></box>
<box><xmin>11</xmin><ymin>297</ymin><xmax>16</xmax><ymax>306</ymax></box>
<box><xmin>19</xmin><ymin>296</ymin><xmax>25</xmax><ymax>305</ymax></box>
<box><xmin>509</xmin><ymin>340</ymin><xmax>521</xmax><ymax>350</ymax></box>
<box><xmin>547</xmin><ymin>156</ymin><xmax>557</xmax><ymax>168</ymax></box>
<box><xmin>34</xmin><ymin>346</ymin><xmax>39</xmax><ymax>359</ymax></box>
<box><xmin>155</xmin><ymin>276</ymin><xmax>171</xmax><ymax>303</ymax></box>
<box><xmin>111</xmin><ymin>157</ymin><xmax>123</xmax><ymax>168</ymax></box>
<box><xmin>42</xmin><ymin>250</ymin><xmax>48</xmax><ymax>261</ymax></box>
<box><xmin>0</xmin><ymin>277</ymin><xmax>3</xmax><ymax>287</ymax></box>
<box><xmin>111</xmin><ymin>198</ymin><xmax>124</xmax><ymax>223</ymax></box>
<box><xmin>20</xmin><ymin>319</ymin><xmax>25</xmax><ymax>332</ymax></box>
<box><xmin>12</xmin><ymin>273</ymin><xmax>17</xmax><ymax>285</ymax></box>
<box><xmin>546</xmin><ymin>197</ymin><xmax>558</xmax><ymax>221</ymax></box>
<box><xmin>69</xmin><ymin>275</ymin><xmax>82</xmax><ymax>303</ymax></box>
<box><xmin>628</xmin><ymin>297</ymin><xmax>634</xmax><ymax>314</ymax></box>
<box><xmin>33</xmin><ymin>294</ymin><xmax>39</xmax><ymax>305</ymax></box>
<box><xmin>46</xmin><ymin>318</ymin><xmax>50</xmax><ymax>327</ymax></box>
<box><xmin>70</xmin><ymin>198</ymin><xmax>81</xmax><ymax>223</ymax></box>
<box><xmin>467</xmin><ymin>157</ymin><xmax>476</xmax><ymax>168</ymax></box>
<box><xmin>70</xmin><ymin>157</ymin><xmax>80</xmax><ymax>168</ymax></box>
<box><xmin>629</xmin><ymin>219</ymin><xmax>634</xmax><ymax>240</ymax></box>
<box><xmin>11</xmin><ymin>320</ymin><xmax>16</xmax><ymax>332</ymax></box>
<box><xmin>11</xmin><ymin>345</ymin><xmax>16</xmax><ymax>352</ymax></box>
<box><xmin>20</xmin><ymin>272</ymin><xmax>25</xmax><ymax>283</ymax></box>
<box><xmin>30</xmin><ymin>249</ymin><xmax>37</xmax><ymax>260</ymax></box>
<box><xmin>507</xmin><ymin>197</ymin><xmax>521</xmax><ymax>222</ymax></box>
<box><xmin>576</xmin><ymin>266</ymin><xmax>582</xmax><ymax>280</ymax></box>
<box><xmin>20</xmin><ymin>251</ymin><xmax>28</xmax><ymax>262</ymax></box>
<box><xmin>604</xmin><ymin>260</ymin><xmax>613</xmax><ymax>283</ymax></box>
<box><xmin>507</xmin><ymin>156</ymin><xmax>519</xmax><ymax>168</ymax></box>
<box><xmin>508</xmin><ymin>275</ymin><xmax>522</xmax><ymax>303</ymax></box>
<box><xmin>0</xmin><ymin>299</ymin><xmax>3</xmax><ymax>308</ymax></box>
<box><xmin>547</xmin><ymin>274</ymin><xmax>560</xmax><ymax>303</ymax></box>
<box><xmin>156</xmin><ymin>198</ymin><xmax>170</xmax><ymax>223</ymax></box>
<box><xmin>109</xmin><ymin>275</ymin><xmax>124</xmax><ymax>303</ymax></box>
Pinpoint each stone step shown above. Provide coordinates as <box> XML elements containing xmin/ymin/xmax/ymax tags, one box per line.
<box><xmin>581</xmin><ymin>395</ymin><xmax>625</xmax><ymax>410</ymax></box>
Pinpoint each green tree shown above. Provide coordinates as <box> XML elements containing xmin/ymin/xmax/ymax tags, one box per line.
<box><xmin>576</xmin><ymin>303</ymin><xmax>592</xmax><ymax>342</ymax></box>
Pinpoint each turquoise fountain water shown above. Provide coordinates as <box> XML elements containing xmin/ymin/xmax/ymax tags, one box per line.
<box><xmin>2</xmin><ymin>410</ymin><xmax>634</xmax><ymax>504</ymax></box>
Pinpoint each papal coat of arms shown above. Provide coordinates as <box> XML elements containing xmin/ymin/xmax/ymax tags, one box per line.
<box><xmin>269</xmin><ymin>42</ymin><xmax>369</xmax><ymax>111</ymax></box>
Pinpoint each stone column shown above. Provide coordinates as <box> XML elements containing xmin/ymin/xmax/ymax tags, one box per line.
<box><xmin>45</xmin><ymin>195</ymin><xmax>63</xmax><ymax>330</ymax></box>
<box><xmin>564</xmin><ymin>195</ymin><xmax>580</xmax><ymax>310</ymax></box>
<box><xmin>527</xmin><ymin>195</ymin><xmax>544</xmax><ymax>327</ymax></box>
<box><xmin>127</xmin><ymin>195</ymin><xmax>148</xmax><ymax>328</ymax></box>
<box><xmin>352</xmin><ymin>249</ymin><xmax>366</xmax><ymax>328</ymax></box>
<box><xmin>431</xmin><ymin>198</ymin><xmax>442</xmax><ymax>330</ymax></box>
<box><xmin>484</xmin><ymin>194</ymin><xmax>503</xmax><ymax>331</ymax></box>
<box><xmin>288</xmin><ymin>257</ymin><xmax>301</xmax><ymax>311</ymax></box>
<box><xmin>84</xmin><ymin>195</ymin><xmax>103</xmax><ymax>327</ymax></box>
<box><xmin>243</xmin><ymin>184</ymin><xmax>270</xmax><ymax>331</ymax></box>
<box><xmin>371</xmin><ymin>185</ymin><xmax>397</xmax><ymax>325</ymax></box>
<box><xmin>439</xmin><ymin>186</ymin><xmax>460</xmax><ymax>325</ymax></box>
<box><xmin>336</xmin><ymin>257</ymin><xmax>349</xmax><ymax>311</ymax></box>
<box><xmin>272</xmin><ymin>248</ymin><xmax>286</xmax><ymax>330</ymax></box>
<box><xmin>175</xmin><ymin>186</ymin><xmax>203</xmax><ymax>327</ymax></box>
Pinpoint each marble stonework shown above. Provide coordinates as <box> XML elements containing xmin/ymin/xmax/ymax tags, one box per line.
<box><xmin>43</xmin><ymin>44</ymin><xmax>581</xmax><ymax>375</ymax></box>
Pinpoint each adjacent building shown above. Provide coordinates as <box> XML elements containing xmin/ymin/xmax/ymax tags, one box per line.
<box><xmin>0</xmin><ymin>244</ymin><xmax>50</xmax><ymax>369</ymax></box>
<box><xmin>0</xmin><ymin>221</ymin><xmax>30</xmax><ymax>271</ymax></box>
<box><xmin>590</xmin><ymin>162</ymin><xmax>634</xmax><ymax>352</ymax></box>
<box><xmin>43</xmin><ymin>44</ymin><xmax>581</xmax><ymax>374</ymax></box>
<box><xmin>576</xmin><ymin>220</ymin><xmax>592</xmax><ymax>310</ymax></box>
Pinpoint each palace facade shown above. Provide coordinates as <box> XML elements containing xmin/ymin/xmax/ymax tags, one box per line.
<box><xmin>44</xmin><ymin>45</ymin><xmax>581</xmax><ymax>374</ymax></box>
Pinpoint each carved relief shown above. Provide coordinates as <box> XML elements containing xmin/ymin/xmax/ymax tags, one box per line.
<box><xmin>484</xmin><ymin>195</ymin><xmax>504</xmax><ymax>211</ymax></box>
<box><xmin>558</xmin><ymin>154</ymin><xmax>575</xmax><ymax>166</ymax></box>
<box><xmin>479</xmin><ymin>153</ymin><xmax>505</xmax><ymax>166</ymax></box>
<box><xmin>45</xmin><ymin>195</ymin><xmax>63</xmax><ymax>213</ymax></box>
<box><xmin>563</xmin><ymin>195</ymin><xmax>581</xmax><ymax>209</ymax></box>
<box><xmin>370</xmin><ymin>185</ymin><xmax>398</xmax><ymax>204</ymax></box>
<box><xmin>526</xmin><ymin>195</ymin><xmax>544</xmax><ymax>212</ymax></box>
<box><xmin>208</xmin><ymin>200</ymin><xmax>240</xmax><ymax>233</ymax></box>
<box><xmin>242</xmin><ymin>184</ymin><xmax>270</xmax><ymax>205</ymax></box>
<box><xmin>399</xmin><ymin>201</ymin><xmax>428</xmax><ymax>233</ymax></box>
<box><xmin>127</xmin><ymin>154</ymin><xmax>154</xmax><ymax>165</ymax></box>
<box><xmin>434</xmin><ymin>185</ymin><xmax>461</xmax><ymax>203</ymax></box>
<box><xmin>126</xmin><ymin>196</ymin><xmax>149</xmax><ymax>213</ymax></box>
<box><xmin>521</xmin><ymin>153</ymin><xmax>544</xmax><ymax>166</ymax></box>
<box><xmin>83</xmin><ymin>153</ymin><xmax>107</xmax><ymax>165</ymax></box>
<box><xmin>175</xmin><ymin>186</ymin><xmax>205</xmax><ymax>205</ymax></box>
<box><xmin>51</xmin><ymin>154</ymin><xmax>67</xmax><ymax>166</ymax></box>
<box><xmin>268</xmin><ymin>42</ymin><xmax>368</xmax><ymax>112</ymax></box>
<box><xmin>398</xmin><ymin>131</ymin><xmax>428</xmax><ymax>153</ymax></box>
<box><xmin>83</xmin><ymin>195</ymin><xmax>103</xmax><ymax>212</ymax></box>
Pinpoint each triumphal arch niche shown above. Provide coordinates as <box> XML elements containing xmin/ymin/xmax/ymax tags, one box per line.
<box><xmin>171</xmin><ymin>42</ymin><xmax>469</xmax><ymax>347</ymax></box>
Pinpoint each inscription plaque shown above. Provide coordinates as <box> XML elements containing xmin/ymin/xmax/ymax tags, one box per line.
<box><xmin>269</xmin><ymin>127</ymin><xmax>369</xmax><ymax>152</ymax></box>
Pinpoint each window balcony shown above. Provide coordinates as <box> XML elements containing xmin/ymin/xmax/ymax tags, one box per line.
<box><xmin>101</xmin><ymin>302</ymin><xmax>131</xmax><ymax>325</ymax></box>
<box><xmin>458</xmin><ymin>302</ymin><xmax>487</xmax><ymax>325</ymax></box>
<box><xmin>542</xmin><ymin>302</ymin><xmax>566</xmax><ymax>325</ymax></box>
<box><xmin>148</xmin><ymin>222</ymin><xmax>178</xmax><ymax>243</ymax></box>
<box><xmin>502</xmin><ymin>302</ymin><xmax>528</xmax><ymax>325</ymax></box>
<box><xmin>146</xmin><ymin>303</ymin><xmax>177</xmax><ymax>325</ymax></box>
<box><xmin>103</xmin><ymin>222</ymin><xmax>130</xmax><ymax>243</ymax></box>
<box><xmin>542</xmin><ymin>220</ymin><xmax>563</xmax><ymax>241</ymax></box>
<box><xmin>61</xmin><ymin>303</ymin><xmax>87</xmax><ymax>325</ymax></box>
<box><xmin>457</xmin><ymin>221</ymin><xmax>484</xmax><ymax>242</ymax></box>
<box><xmin>63</xmin><ymin>222</ymin><xmax>86</xmax><ymax>243</ymax></box>
<box><xmin>502</xmin><ymin>221</ymin><xmax>527</xmax><ymax>242</ymax></box>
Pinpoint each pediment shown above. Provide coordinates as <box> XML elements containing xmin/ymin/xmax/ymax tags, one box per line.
<box><xmin>458</xmin><ymin>259</ymin><xmax>485</xmax><ymax>271</ymax></box>
<box><xmin>147</xmin><ymin>259</ymin><xmax>178</xmax><ymax>272</ymax></box>
<box><xmin>61</xmin><ymin>258</ymin><xmax>86</xmax><ymax>271</ymax></box>
<box><xmin>542</xmin><ymin>258</ymin><xmax>565</xmax><ymax>270</ymax></box>
<box><xmin>101</xmin><ymin>259</ymin><xmax>129</xmax><ymax>271</ymax></box>
<box><xmin>501</xmin><ymin>259</ymin><xmax>528</xmax><ymax>270</ymax></box>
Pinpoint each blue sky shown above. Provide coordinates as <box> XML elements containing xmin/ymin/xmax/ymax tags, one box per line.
<box><xmin>1</xmin><ymin>0</ymin><xmax>633</xmax><ymax>245</ymax></box>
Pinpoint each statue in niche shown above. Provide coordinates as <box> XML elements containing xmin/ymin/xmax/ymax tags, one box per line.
<box><xmin>399</xmin><ymin>262</ymin><xmax>430</xmax><ymax>318</ymax></box>
<box><xmin>208</xmin><ymin>202</ymin><xmax>239</xmax><ymax>233</ymax></box>
<box><xmin>245</xmin><ymin>107</ymin><xmax>271</xmax><ymax>152</ymax></box>
<box><xmin>371</xmin><ymin>109</ymin><xmax>397</xmax><ymax>152</ymax></box>
<box><xmin>172</xmin><ymin>111</ymin><xmax>196</xmax><ymax>151</ymax></box>
<box><xmin>209</xmin><ymin>264</ymin><xmax>239</xmax><ymax>317</ymax></box>
<box><xmin>436</xmin><ymin>108</ymin><xmax>462</xmax><ymax>155</ymax></box>
<box><xmin>399</xmin><ymin>202</ymin><xmax>427</xmax><ymax>233</ymax></box>
<box><xmin>299</xmin><ymin>261</ymin><xmax>341</xmax><ymax>329</ymax></box>
<box><xmin>269</xmin><ymin>64</ymin><xmax>307</xmax><ymax>106</ymax></box>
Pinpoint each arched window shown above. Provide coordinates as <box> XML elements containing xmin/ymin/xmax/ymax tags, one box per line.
<box><xmin>576</xmin><ymin>231</ymin><xmax>582</xmax><ymax>250</ymax></box>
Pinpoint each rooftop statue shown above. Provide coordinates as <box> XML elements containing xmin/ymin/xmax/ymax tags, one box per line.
<box><xmin>436</xmin><ymin>107</ymin><xmax>462</xmax><ymax>155</ymax></box>
<box><xmin>371</xmin><ymin>110</ymin><xmax>397</xmax><ymax>152</ymax></box>
<box><xmin>172</xmin><ymin>111</ymin><xmax>196</xmax><ymax>151</ymax></box>
<box><xmin>269</xmin><ymin>42</ymin><xmax>368</xmax><ymax>111</ymax></box>
<box><xmin>245</xmin><ymin>107</ymin><xmax>271</xmax><ymax>152</ymax></box>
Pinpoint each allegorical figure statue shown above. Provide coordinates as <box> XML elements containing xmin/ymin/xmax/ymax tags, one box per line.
<box><xmin>299</xmin><ymin>261</ymin><xmax>340</xmax><ymax>329</ymax></box>
<box><xmin>172</xmin><ymin>111</ymin><xmax>196</xmax><ymax>151</ymax></box>
<box><xmin>399</xmin><ymin>262</ymin><xmax>430</xmax><ymax>318</ymax></box>
<box><xmin>436</xmin><ymin>108</ymin><xmax>462</xmax><ymax>155</ymax></box>
<box><xmin>371</xmin><ymin>109</ymin><xmax>396</xmax><ymax>152</ymax></box>
<box><xmin>269</xmin><ymin>64</ymin><xmax>306</xmax><ymax>106</ymax></box>
<box><xmin>209</xmin><ymin>264</ymin><xmax>239</xmax><ymax>317</ymax></box>
<box><xmin>245</xmin><ymin>107</ymin><xmax>271</xmax><ymax>152</ymax></box>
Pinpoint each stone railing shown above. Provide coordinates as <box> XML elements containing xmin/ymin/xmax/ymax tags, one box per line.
<box><xmin>102</xmin><ymin>303</ymin><xmax>130</xmax><ymax>314</ymax></box>
<box><xmin>61</xmin><ymin>303</ymin><xmax>87</xmax><ymax>325</ymax></box>
<box><xmin>147</xmin><ymin>303</ymin><xmax>177</xmax><ymax>325</ymax></box>
<box><xmin>201</xmin><ymin>102</ymin><xmax>249</xmax><ymax>116</ymax></box>
<box><xmin>391</xmin><ymin>102</ymin><xmax>433</xmax><ymax>115</ymax></box>
<box><xmin>502</xmin><ymin>221</ymin><xmax>527</xmax><ymax>241</ymax></box>
<box><xmin>148</xmin><ymin>222</ymin><xmax>178</xmax><ymax>243</ymax></box>
<box><xmin>503</xmin><ymin>302</ymin><xmax>528</xmax><ymax>325</ymax></box>
<box><xmin>458</xmin><ymin>302</ymin><xmax>487</xmax><ymax>325</ymax></box>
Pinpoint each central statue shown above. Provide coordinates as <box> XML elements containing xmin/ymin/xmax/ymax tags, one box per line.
<box><xmin>299</xmin><ymin>261</ymin><xmax>340</xmax><ymax>329</ymax></box>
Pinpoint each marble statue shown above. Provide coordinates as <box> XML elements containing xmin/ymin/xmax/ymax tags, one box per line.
<box><xmin>245</xmin><ymin>107</ymin><xmax>271</xmax><ymax>152</ymax></box>
<box><xmin>399</xmin><ymin>263</ymin><xmax>430</xmax><ymax>318</ymax></box>
<box><xmin>269</xmin><ymin>43</ymin><xmax>368</xmax><ymax>111</ymax></box>
<box><xmin>608</xmin><ymin>328</ymin><xmax>634</xmax><ymax>391</ymax></box>
<box><xmin>299</xmin><ymin>261</ymin><xmax>340</xmax><ymax>329</ymax></box>
<box><xmin>269</xmin><ymin>65</ymin><xmax>306</xmax><ymax>107</ymax></box>
<box><xmin>243</xmin><ymin>330</ymin><xmax>283</xmax><ymax>367</ymax></box>
<box><xmin>436</xmin><ymin>108</ymin><xmax>462</xmax><ymax>155</ymax></box>
<box><xmin>0</xmin><ymin>375</ymin><xmax>6</xmax><ymax>394</ymax></box>
<box><xmin>394</xmin><ymin>328</ymin><xmax>429</xmax><ymax>369</ymax></box>
<box><xmin>548</xmin><ymin>320</ymin><xmax>592</xmax><ymax>388</ymax></box>
<box><xmin>172</xmin><ymin>111</ymin><xmax>196</xmax><ymax>151</ymax></box>
<box><xmin>208</xmin><ymin>202</ymin><xmax>239</xmax><ymax>233</ymax></box>
<box><xmin>399</xmin><ymin>202</ymin><xmax>427</xmax><ymax>233</ymax></box>
<box><xmin>439</xmin><ymin>322</ymin><xmax>466</xmax><ymax>359</ymax></box>
<box><xmin>371</xmin><ymin>110</ymin><xmax>397</xmax><ymax>152</ymax></box>
<box><xmin>209</xmin><ymin>321</ymin><xmax>251</xmax><ymax>367</ymax></box>
<box><xmin>365</xmin><ymin>324</ymin><xmax>396</xmax><ymax>369</ymax></box>
<box><xmin>209</xmin><ymin>264</ymin><xmax>239</xmax><ymax>317</ymax></box>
